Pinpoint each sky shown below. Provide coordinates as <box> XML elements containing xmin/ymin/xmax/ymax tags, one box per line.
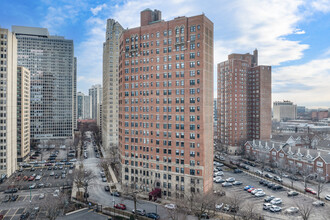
<box><xmin>1</xmin><ymin>0</ymin><xmax>330</xmax><ymax>108</ymax></box>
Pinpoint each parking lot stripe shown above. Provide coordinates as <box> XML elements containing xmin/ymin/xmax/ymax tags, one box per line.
<box><xmin>10</xmin><ymin>209</ymin><xmax>19</xmax><ymax>220</ymax></box>
<box><xmin>3</xmin><ymin>209</ymin><xmax>11</xmax><ymax>217</ymax></box>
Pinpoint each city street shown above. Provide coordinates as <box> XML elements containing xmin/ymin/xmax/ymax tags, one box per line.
<box><xmin>82</xmin><ymin>133</ymin><xmax>169</xmax><ymax>219</ymax></box>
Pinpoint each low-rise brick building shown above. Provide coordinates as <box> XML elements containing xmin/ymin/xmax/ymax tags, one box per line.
<box><xmin>244</xmin><ymin>140</ymin><xmax>330</xmax><ymax>182</ymax></box>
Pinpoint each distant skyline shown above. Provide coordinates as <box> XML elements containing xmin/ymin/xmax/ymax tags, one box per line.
<box><xmin>1</xmin><ymin>0</ymin><xmax>330</xmax><ymax>108</ymax></box>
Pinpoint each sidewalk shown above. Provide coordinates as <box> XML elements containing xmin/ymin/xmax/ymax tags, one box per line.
<box><xmin>100</xmin><ymin>145</ymin><xmax>121</xmax><ymax>192</ymax></box>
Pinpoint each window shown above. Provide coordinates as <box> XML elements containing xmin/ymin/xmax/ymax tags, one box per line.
<box><xmin>190</xmin><ymin>25</ymin><xmax>196</xmax><ymax>32</ymax></box>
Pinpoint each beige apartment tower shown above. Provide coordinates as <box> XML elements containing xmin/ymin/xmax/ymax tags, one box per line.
<box><xmin>0</xmin><ymin>29</ymin><xmax>17</xmax><ymax>176</ymax></box>
<box><xmin>217</xmin><ymin>50</ymin><xmax>271</xmax><ymax>154</ymax></box>
<box><xmin>273</xmin><ymin>100</ymin><xmax>297</xmax><ymax>121</ymax></box>
<box><xmin>17</xmin><ymin>66</ymin><xmax>30</xmax><ymax>162</ymax></box>
<box><xmin>119</xmin><ymin>9</ymin><xmax>214</xmax><ymax>197</ymax></box>
<box><xmin>102</xmin><ymin>19</ymin><xmax>123</xmax><ymax>151</ymax></box>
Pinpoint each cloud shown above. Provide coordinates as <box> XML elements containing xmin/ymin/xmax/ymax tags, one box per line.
<box><xmin>310</xmin><ymin>0</ymin><xmax>330</xmax><ymax>13</ymax></box>
<box><xmin>91</xmin><ymin>3</ymin><xmax>107</xmax><ymax>16</ymax></box>
<box><xmin>294</xmin><ymin>29</ymin><xmax>306</xmax><ymax>34</ymax></box>
<box><xmin>273</xmin><ymin>57</ymin><xmax>330</xmax><ymax>106</ymax></box>
<box><xmin>40</xmin><ymin>0</ymin><xmax>87</xmax><ymax>33</ymax></box>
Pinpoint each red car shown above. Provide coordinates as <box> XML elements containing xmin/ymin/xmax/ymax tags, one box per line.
<box><xmin>114</xmin><ymin>203</ymin><xmax>126</xmax><ymax>210</ymax></box>
<box><xmin>247</xmin><ymin>188</ymin><xmax>255</xmax><ymax>193</ymax></box>
<box><xmin>23</xmin><ymin>176</ymin><xmax>28</xmax><ymax>181</ymax></box>
<box><xmin>28</xmin><ymin>176</ymin><xmax>35</xmax><ymax>181</ymax></box>
<box><xmin>305</xmin><ymin>187</ymin><xmax>316</xmax><ymax>195</ymax></box>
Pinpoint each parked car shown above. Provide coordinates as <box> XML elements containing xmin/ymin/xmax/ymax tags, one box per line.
<box><xmin>287</xmin><ymin>191</ymin><xmax>299</xmax><ymax>197</ymax></box>
<box><xmin>244</xmin><ymin>185</ymin><xmax>253</xmax><ymax>191</ymax></box>
<box><xmin>264</xmin><ymin>195</ymin><xmax>275</xmax><ymax>202</ymax></box>
<box><xmin>4</xmin><ymin>188</ymin><xmax>18</xmax><ymax>194</ymax></box>
<box><xmin>50</xmin><ymin>171</ymin><xmax>55</xmax><ymax>176</ymax></box>
<box><xmin>114</xmin><ymin>203</ymin><xmax>126</xmax><ymax>210</ymax></box>
<box><xmin>146</xmin><ymin>213</ymin><xmax>160</xmax><ymax>220</ymax></box>
<box><xmin>215</xmin><ymin>203</ymin><xmax>224</xmax><ymax>210</ymax></box>
<box><xmin>270</xmin><ymin>198</ymin><xmax>282</xmax><ymax>205</ymax></box>
<box><xmin>132</xmin><ymin>209</ymin><xmax>146</xmax><ymax>216</ymax></box>
<box><xmin>255</xmin><ymin>170</ymin><xmax>262</xmax><ymax>175</ymax></box>
<box><xmin>104</xmin><ymin>186</ymin><xmax>110</xmax><ymax>191</ymax></box>
<box><xmin>20</xmin><ymin>212</ymin><xmax>30</xmax><ymax>219</ymax></box>
<box><xmin>267</xmin><ymin>183</ymin><xmax>276</xmax><ymax>189</ymax></box>
<box><xmin>233</xmin><ymin>181</ymin><xmax>242</xmax><ymax>186</ymax></box>
<box><xmin>270</xmin><ymin>205</ymin><xmax>282</xmax><ymax>212</ymax></box>
<box><xmin>247</xmin><ymin>188</ymin><xmax>255</xmax><ymax>193</ymax></box>
<box><xmin>29</xmin><ymin>184</ymin><xmax>36</xmax><ymax>189</ymax></box>
<box><xmin>255</xmin><ymin>191</ymin><xmax>266</xmax><ymax>197</ymax></box>
<box><xmin>273</xmin><ymin>176</ymin><xmax>283</xmax><ymax>182</ymax></box>
<box><xmin>325</xmin><ymin>195</ymin><xmax>330</xmax><ymax>201</ymax></box>
<box><xmin>215</xmin><ymin>171</ymin><xmax>224</xmax><ymax>176</ymax></box>
<box><xmin>312</xmin><ymin>201</ymin><xmax>325</xmax><ymax>207</ymax></box>
<box><xmin>165</xmin><ymin>204</ymin><xmax>176</xmax><ymax>209</ymax></box>
<box><xmin>39</xmin><ymin>194</ymin><xmax>45</xmax><ymax>199</ymax></box>
<box><xmin>263</xmin><ymin>203</ymin><xmax>272</xmax><ymax>210</ymax></box>
<box><xmin>305</xmin><ymin>187</ymin><xmax>317</xmax><ymax>195</ymax></box>
<box><xmin>251</xmin><ymin>189</ymin><xmax>263</xmax><ymax>195</ymax></box>
<box><xmin>272</xmin><ymin>185</ymin><xmax>283</xmax><ymax>190</ymax></box>
<box><xmin>11</xmin><ymin>195</ymin><xmax>19</xmax><ymax>201</ymax></box>
<box><xmin>222</xmin><ymin>182</ymin><xmax>233</xmax><ymax>187</ymax></box>
<box><xmin>265</xmin><ymin>173</ymin><xmax>273</xmax><ymax>179</ymax></box>
<box><xmin>102</xmin><ymin>177</ymin><xmax>107</xmax><ymax>182</ymax></box>
<box><xmin>284</xmin><ymin>207</ymin><xmax>299</xmax><ymax>214</ymax></box>
<box><xmin>110</xmin><ymin>191</ymin><xmax>121</xmax><ymax>197</ymax></box>
<box><xmin>234</xmin><ymin>169</ymin><xmax>243</xmax><ymax>173</ymax></box>
<box><xmin>226</xmin><ymin>177</ymin><xmax>235</xmax><ymax>182</ymax></box>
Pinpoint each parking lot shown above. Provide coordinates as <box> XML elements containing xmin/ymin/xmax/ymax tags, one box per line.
<box><xmin>213</xmin><ymin>166</ymin><xmax>330</xmax><ymax>219</ymax></box>
<box><xmin>0</xmin><ymin>146</ymin><xmax>77</xmax><ymax>219</ymax></box>
<box><xmin>0</xmin><ymin>164</ymin><xmax>74</xmax><ymax>192</ymax></box>
<box><xmin>0</xmin><ymin>190</ymin><xmax>59</xmax><ymax>219</ymax></box>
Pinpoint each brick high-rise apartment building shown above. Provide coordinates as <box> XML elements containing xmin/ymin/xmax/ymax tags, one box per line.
<box><xmin>119</xmin><ymin>9</ymin><xmax>214</xmax><ymax>197</ymax></box>
<box><xmin>217</xmin><ymin>50</ymin><xmax>271</xmax><ymax>154</ymax></box>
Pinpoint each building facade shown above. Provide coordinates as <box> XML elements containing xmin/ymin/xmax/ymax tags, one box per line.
<box><xmin>17</xmin><ymin>66</ymin><xmax>30</xmax><ymax>162</ymax></box>
<box><xmin>102</xmin><ymin>19</ymin><xmax>123</xmax><ymax>150</ymax></box>
<box><xmin>213</xmin><ymin>98</ymin><xmax>217</xmax><ymax>138</ymax></box>
<box><xmin>119</xmin><ymin>9</ymin><xmax>214</xmax><ymax>197</ymax></box>
<box><xmin>97</xmin><ymin>104</ymin><xmax>102</xmax><ymax>133</ymax></box>
<box><xmin>312</xmin><ymin>110</ymin><xmax>328</xmax><ymax>121</ymax></box>
<box><xmin>273</xmin><ymin>100</ymin><xmax>297</xmax><ymax>121</ymax></box>
<box><xmin>13</xmin><ymin>26</ymin><xmax>75</xmax><ymax>143</ymax></box>
<box><xmin>77</xmin><ymin>92</ymin><xmax>92</xmax><ymax>119</ymax></box>
<box><xmin>73</xmin><ymin>57</ymin><xmax>77</xmax><ymax>129</ymax></box>
<box><xmin>217</xmin><ymin>50</ymin><xmax>271</xmax><ymax>154</ymax></box>
<box><xmin>0</xmin><ymin>29</ymin><xmax>17</xmax><ymax>176</ymax></box>
<box><xmin>89</xmin><ymin>84</ymin><xmax>103</xmax><ymax>120</ymax></box>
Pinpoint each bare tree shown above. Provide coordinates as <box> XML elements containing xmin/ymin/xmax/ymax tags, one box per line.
<box><xmin>41</xmin><ymin>193</ymin><xmax>69</xmax><ymax>220</ymax></box>
<box><xmin>182</xmin><ymin>191</ymin><xmax>218</xmax><ymax>220</ymax></box>
<box><xmin>73</xmin><ymin>163</ymin><xmax>94</xmax><ymax>201</ymax></box>
<box><xmin>288</xmin><ymin>163</ymin><xmax>298</xmax><ymax>189</ymax></box>
<box><xmin>277</xmin><ymin>157</ymin><xmax>287</xmax><ymax>182</ymax></box>
<box><xmin>239</xmin><ymin>202</ymin><xmax>261</xmax><ymax>220</ymax></box>
<box><xmin>122</xmin><ymin>182</ymin><xmax>146</xmax><ymax>220</ymax></box>
<box><xmin>88</xmin><ymin>123</ymin><xmax>101</xmax><ymax>147</ymax></box>
<box><xmin>296</xmin><ymin>202</ymin><xmax>313</xmax><ymax>220</ymax></box>
<box><xmin>316</xmin><ymin>173</ymin><xmax>326</xmax><ymax>199</ymax></box>
<box><xmin>301</xmin><ymin>166</ymin><xmax>313</xmax><ymax>190</ymax></box>
<box><xmin>224</xmin><ymin>193</ymin><xmax>242</xmax><ymax>220</ymax></box>
<box><xmin>257</xmin><ymin>151</ymin><xmax>268</xmax><ymax>175</ymax></box>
